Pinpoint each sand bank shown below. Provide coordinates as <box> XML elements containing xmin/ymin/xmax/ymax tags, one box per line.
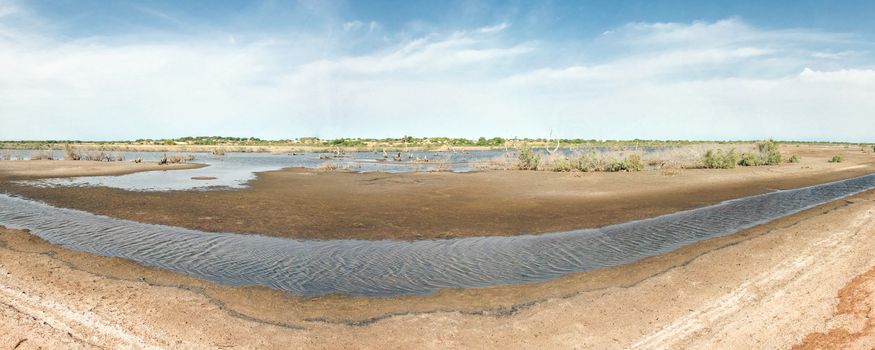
<box><xmin>0</xmin><ymin>160</ymin><xmax>203</xmax><ymax>179</ymax></box>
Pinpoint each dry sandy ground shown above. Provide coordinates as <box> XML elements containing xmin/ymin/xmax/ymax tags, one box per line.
<box><xmin>2</xmin><ymin>145</ymin><xmax>874</xmax><ymax>240</ymax></box>
<box><xmin>1</xmin><ymin>189</ymin><xmax>875</xmax><ymax>349</ymax></box>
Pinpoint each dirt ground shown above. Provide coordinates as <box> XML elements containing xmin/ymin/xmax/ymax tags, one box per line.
<box><xmin>2</xmin><ymin>145</ymin><xmax>874</xmax><ymax>240</ymax></box>
<box><xmin>1</xmin><ymin>188</ymin><xmax>875</xmax><ymax>349</ymax></box>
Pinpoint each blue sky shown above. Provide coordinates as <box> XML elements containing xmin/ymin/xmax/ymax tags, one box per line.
<box><xmin>1</xmin><ymin>0</ymin><xmax>874</xmax><ymax>141</ymax></box>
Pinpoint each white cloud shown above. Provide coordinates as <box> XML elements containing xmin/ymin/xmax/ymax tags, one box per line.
<box><xmin>0</xmin><ymin>0</ymin><xmax>20</xmax><ymax>18</ymax></box>
<box><xmin>297</xmin><ymin>33</ymin><xmax>531</xmax><ymax>76</ymax></box>
<box><xmin>799</xmin><ymin>67</ymin><xmax>875</xmax><ymax>84</ymax></box>
<box><xmin>368</xmin><ymin>21</ymin><xmax>380</xmax><ymax>33</ymax></box>
<box><xmin>344</xmin><ymin>20</ymin><xmax>381</xmax><ymax>33</ymax></box>
<box><xmin>0</xmin><ymin>13</ymin><xmax>873</xmax><ymax>142</ymax></box>
<box><xmin>343</xmin><ymin>20</ymin><xmax>363</xmax><ymax>32</ymax></box>
<box><xmin>478</xmin><ymin>22</ymin><xmax>510</xmax><ymax>34</ymax></box>
<box><xmin>811</xmin><ymin>51</ymin><xmax>847</xmax><ymax>59</ymax></box>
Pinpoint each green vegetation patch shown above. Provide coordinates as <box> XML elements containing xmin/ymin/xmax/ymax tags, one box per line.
<box><xmin>703</xmin><ymin>149</ymin><xmax>738</xmax><ymax>169</ymax></box>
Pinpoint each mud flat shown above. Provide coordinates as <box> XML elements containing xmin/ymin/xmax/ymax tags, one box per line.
<box><xmin>1</xmin><ymin>188</ymin><xmax>875</xmax><ymax>348</ymax></box>
<box><xmin>2</xmin><ymin>145</ymin><xmax>874</xmax><ymax>240</ymax></box>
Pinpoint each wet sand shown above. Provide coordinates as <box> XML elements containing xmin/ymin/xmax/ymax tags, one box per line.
<box><xmin>1</xmin><ymin>188</ymin><xmax>875</xmax><ymax>348</ymax></box>
<box><xmin>2</xmin><ymin>145</ymin><xmax>874</xmax><ymax>240</ymax></box>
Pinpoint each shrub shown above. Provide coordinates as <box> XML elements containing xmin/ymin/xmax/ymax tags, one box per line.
<box><xmin>517</xmin><ymin>144</ymin><xmax>540</xmax><ymax>170</ymax></box>
<box><xmin>732</xmin><ymin>140</ymin><xmax>782</xmax><ymax>167</ymax></box>
<box><xmin>570</xmin><ymin>152</ymin><xmax>602</xmax><ymax>172</ymax></box>
<box><xmin>703</xmin><ymin>149</ymin><xmax>737</xmax><ymax>169</ymax></box>
<box><xmin>625</xmin><ymin>154</ymin><xmax>644</xmax><ymax>171</ymax></box>
<box><xmin>738</xmin><ymin>153</ymin><xmax>761</xmax><ymax>166</ymax></box>
<box><xmin>788</xmin><ymin>155</ymin><xmax>800</xmax><ymax>163</ymax></box>
<box><xmin>829</xmin><ymin>155</ymin><xmax>843</xmax><ymax>163</ymax></box>
<box><xmin>756</xmin><ymin>139</ymin><xmax>782</xmax><ymax>165</ymax></box>
<box><xmin>604</xmin><ymin>155</ymin><xmax>645</xmax><ymax>172</ymax></box>
<box><xmin>64</xmin><ymin>144</ymin><xmax>81</xmax><ymax>160</ymax></box>
<box><xmin>550</xmin><ymin>158</ymin><xmax>574</xmax><ymax>172</ymax></box>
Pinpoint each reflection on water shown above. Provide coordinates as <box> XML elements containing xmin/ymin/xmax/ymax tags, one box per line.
<box><xmin>2</xmin><ymin>173</ymin><xmax>874</xmax><ymax>297</ymax></box>
<box><xmin>7</xmin><ymin>146</ymin><xmax>667</xmax><ymax>191</ymax></box>
<box><xmin>14</xmin><ymin>150</ymin><xmax>514</xmax><ymax>191</ymax></box>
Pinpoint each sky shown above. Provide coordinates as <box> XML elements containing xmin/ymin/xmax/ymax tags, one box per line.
<box><xmin>1</xmin><ymin>0</ymin><xmax>874</xmax><ymax>141</ymax></box>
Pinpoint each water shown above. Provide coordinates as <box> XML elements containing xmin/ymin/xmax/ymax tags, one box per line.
<box><xmin>6</xmin><ymin>147</ymin><xmax>662</xmax><ymax>191</ymax></box>
<box><xmin>2</xmin><ymin>173</ymin><xmax>874</xmax><ymax>297</ymax></box>
<box><xmin>12</xmin><ymin>150</ymin><xmax>513</xmax><ymax>191</ymax></box>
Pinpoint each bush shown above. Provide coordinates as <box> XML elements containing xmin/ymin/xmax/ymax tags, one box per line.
<box><xmin>570</xmin><ymin>153</ymin><xmax>602</xmax><ymax>172</ymax></box>
<box><xmin>517</xmin><ymin>144</ymin><xmax>540</xmax><ymax>170</ymax></box>
<box><xmin>829</xmin><ymin>155</ymin><xmax>843</xmax><ymax>163</ymax></box>
<box><xmin>756</xmin><ymin>140</ymin><xmax>782</xmax><ymax>165</ymax></box>
<box><xmin>703</xmin><ymin>149</ymin><xmax>738</xmax><ymax>169</ymax></box>
<box><xmin>788</xmin><ymin>155</ymin><xmax>800</xmax><ymax>163</ymax></box>
<box><xmin>732</xmin><ymin>140</ymin><xmax>782</xmax><ymax>167</ymax></box>
<box><xmin>738</xmin><ymin>153</ymin><xmax>761</xmax><ymax>166</ymax></box>
<box><xmin>550</xmin><ymin>158</ymin><xmax>574</xmax><ymax>172</ymax></box>
<box><xmin>64</xmin><ymin>144</ymin><xmax>81</xmax><ymax>160</ymax></box>
<box><xmin>603</xmin><ymin>155</ymin><xmax>644</xmax><ymax>172</ymax></box>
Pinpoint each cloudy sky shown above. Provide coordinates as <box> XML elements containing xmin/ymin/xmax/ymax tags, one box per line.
<box><xmin>1</xmin><ymin>0</ymin><xmax>874</xmax><ymax>141</ymax></box>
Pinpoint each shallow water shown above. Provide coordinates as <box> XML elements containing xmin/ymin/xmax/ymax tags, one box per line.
<box><xmin>8</xmin><ymin>147</ymin><xmax>660</xmax><ymax>191</ymax></box>
<box><xmin>15</xmin><ymin>150</ymin><xmax>511</xmax><ymax>191</ymax></box>
<box><xmin>2</xmin><ymin>173</ymin><xmax>874</xmax><ymax>297</ymax></box>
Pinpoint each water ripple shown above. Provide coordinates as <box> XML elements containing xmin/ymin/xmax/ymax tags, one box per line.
<box><xmin>1</xmin><ymin>173</ymin><xmax>875</xmax><ymax>296</ymax></box>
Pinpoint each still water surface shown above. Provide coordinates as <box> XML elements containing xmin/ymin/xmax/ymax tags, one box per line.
<box><xmin>16</xmin><ymin>151</ymin><xmax>512</xmax><ymax>191</ymax></box>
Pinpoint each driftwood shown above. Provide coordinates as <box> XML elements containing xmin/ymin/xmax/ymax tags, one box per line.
<box><xmin>546</xmin><ymin>131</ymin><xmax>561</xmax><ymax>155</ymax></box>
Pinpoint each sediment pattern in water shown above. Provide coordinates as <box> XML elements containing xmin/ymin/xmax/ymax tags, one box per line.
<box><xmin>2</xmin><ymin>173</ymin><xmax>875</xmax><ymax>297</ymax></box>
